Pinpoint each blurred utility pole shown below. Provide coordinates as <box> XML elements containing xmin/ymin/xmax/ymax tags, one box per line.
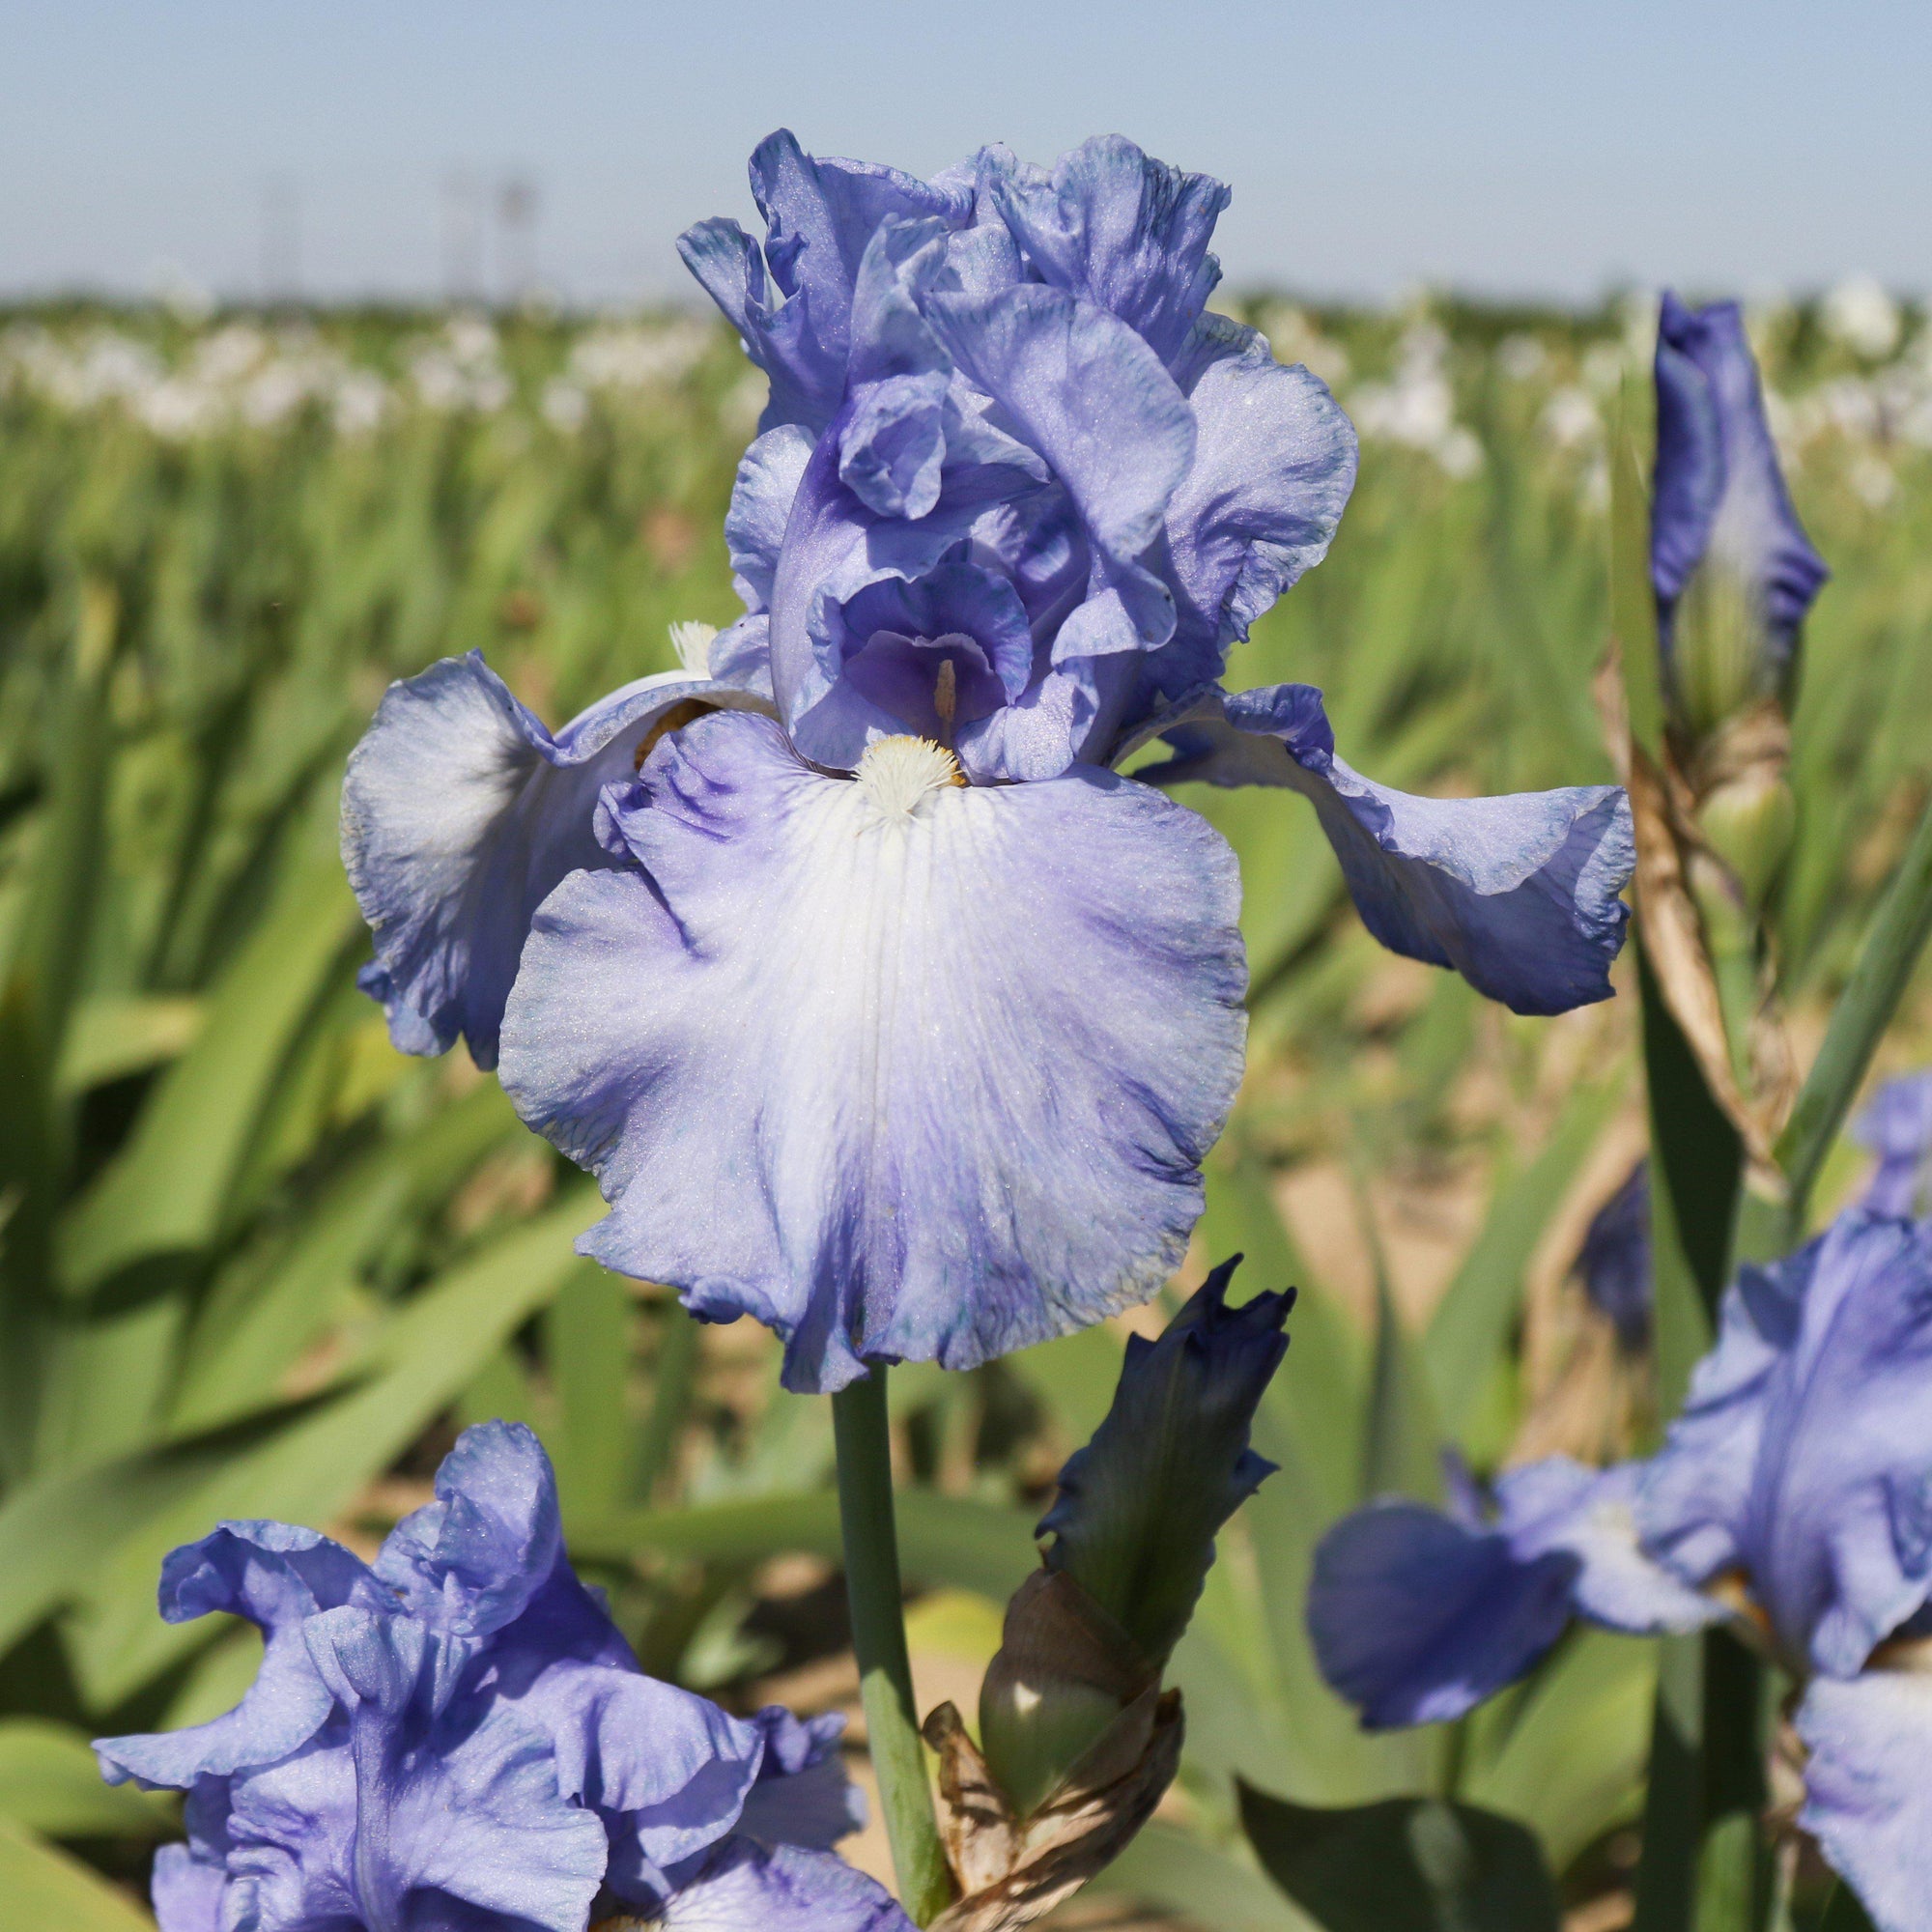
<box><xmin>497</xmin><ymin>175</ymin><xmax>540</xmax><ymax>307</ymax></box>
<box><xmin>260</xmin><ymin>173</ymin><xmax>301</xmax><ymax>309</ymax></box>
<box><xmin>440</xmin><ymin>170</ymin><xmax>485</xmax><ymax>305</ymax></box>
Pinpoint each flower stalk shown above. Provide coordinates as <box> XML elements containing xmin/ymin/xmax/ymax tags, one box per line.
<box><xmin>832</xmin><ymin>1367</ymin><xmax>955</xmax><ymax>1924</ymax></box>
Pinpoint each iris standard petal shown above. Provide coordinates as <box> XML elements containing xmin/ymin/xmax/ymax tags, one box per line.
<box><xmin>733</xmin><ymin>1710</ymin><xmax>865</xmax><ymax>1850</ymax></box>
<box><xmin>987</xmin><ymin>134</ymin><xmax>1230</xmax><ymax>368</ymax></box>
<box><xmin>497</xmin><ymin>711</ymin><xmax>1246</xmax><ymax>1393</ymax></box>
<box><xmin>96</xmin><ymin>1522</ymin><xmax>375</xmax><ymax>1788</ymax></box>
<box><xmin>1742</xmin><ymin>1214</ymin><xmax>1932</xmax><ymax>1676</ymax></box>
<box><xmin>662</xmin><ymin>1838</ymin><xmax>915</xmax><ymax>1932</ymax></box>
<box><xmin>924</xmin><ymin>281</ymin><xmax>1194</xmax><ymax>647</ymax></box>
<box><xmin>726</xmin><ymin>426</ymin><xmax>815</xmax><ymax>613</ymax></box>
<box><xmin>1307</xmin><ymin>1499</ymin><xmax>1580</xmax><ymax>1728</ymax></box>
<box><xmin>1135</xmin><ymin>684</ymin><xmax>1633</xmax><ymax>1015</ymax></box>
<box><xmin>150</xmin><ymin>1843</ymin><xmax>225</xmax><ymax>1932</ymax></box>
<box><xmin>1856</xmin><ymin>1070</ymin><xmax>1932</xmax><ymax>1217</ymax></box>
<box><xmin>375</xmin><ymin>1420</ymin><xmax>563</xmax><ymax>1639</ymax></box>
<box><xmin>1797</xmin><ymin>1669</ymin><xmax>1932</xmax><ymax>1932</ymax></box>
<box><xmin>1148</xmin><ymin>314</ymin><xmax>1357</xmax><ymax>699</ymax></box>
<box><xmin>342</xmin><ymin>651</ymin><xmax>774</xmax><ymax>1067</ymax></box>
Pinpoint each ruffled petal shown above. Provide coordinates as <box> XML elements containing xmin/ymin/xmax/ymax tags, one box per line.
<box><xmin>1797</xmin><ymin>1669</ymin><xmax>1932</xmax><ymax>1932</ymax></box>
<box><xmin>1855</xmin><ymin>1069</ymin><xmax>1932</xmax><ymax>1217</ymax></box>
<box><xmin>375</xmin><ymin>1420</ymin><xmax>563</xmax><ymax>1640</ymax></box>
<box><xmin>1652</xmin><ymin>294</ymin><xmax>1828</xmax><ymax>683</ymax></box>
<box><xmin>924</xmin><ymin>281</ymin><xmax>1193</xmax><ymax>646</ymax></box>
<box><xmin>1494</xmin><ymin>1460</ymin><xmax>1721</xmax><ymax>1635</ymax></box>
<box><xmin>150</xmin><ymin>1842</ymin><xmax>225</xmax><ymax>1932</ymax></box>
<box><xmin>663</xmin><ymin>1838</ymin><xmax>914</xmax><ymax>1932</ymax></box>
<box><xmin>342</xmin><ymin>652</ymin><xmax>774</xmax><ymax>1067</ymax></box>
<box><xmin>497</xmin><ymin>710</ymin><xmax>1246</xmax><ymax>1393</ymax></box>
<box><xmin>95</xmin><ymin>1523</ymin><xmax>375</xmax><ymax>1788</ymax></box>
<box><xmin>1146</xmin><ymin>315</ymin><xmax>1357</xmax><ymax>700</ymax></box>
<box><xmin>986</xmin><ymin>134</ymin><xmax>1229</xmax><ymax>367</ymax></box>
<box><xmin>733</xmin><ymin>1710</ymin><xmax>864</xmax><ymax>1850</ymax></box>
<box><xmin>1136</xmin><ymin>684</ymin><xmax>1634</xmax><ymax>1015</ymax></box>
<box><xmin>1307</xmin><ymin>1500</ymin><xmax>1580</xmax><ymax>1728</ymax></box>
<box><xmin>726</xmin><ymin>427</ymin><xmax>814</xmax><ymax>613</ymax></box>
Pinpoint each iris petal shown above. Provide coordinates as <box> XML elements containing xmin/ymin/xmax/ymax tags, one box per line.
<box><xmin>497</xmin><ymin>710</ymin><xmax>1246</xmax><ymax>1393</ymax></box>
<box><xmin>1797</xmin><ymin>1670</ymin><xmax>1932</xmax><ymax>1932</ymax></box>
<box><xmin>1135</xmin><ymin>683</ymin><xmax>1633</xmax><ymax>1015</ymax></box>
<box><xmin>342</xmin><ymin>652</ymin><xmax>775</xmax><ymax>1067</ymax></box>
<box><xmin>661</xmin><ymin>1838</ymin><xmax>914</xmax><ymax>1932</ymax></box>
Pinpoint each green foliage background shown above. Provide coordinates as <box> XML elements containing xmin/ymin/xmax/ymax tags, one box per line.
<box><xmin>1</xmin><ymin>292</ymin><xmax>1926</xmax><ymax>1929</ymax></box>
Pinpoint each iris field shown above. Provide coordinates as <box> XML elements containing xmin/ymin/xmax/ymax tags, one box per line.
<box><xmin>2</xmin><ymin>286</ymin><xmax>1929</xmax><ymax>1931</ymax></box>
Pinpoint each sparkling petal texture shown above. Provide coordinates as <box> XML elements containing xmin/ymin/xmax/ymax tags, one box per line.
<box><xmin>662</xmin><ymin>1838</ymin><xmax>916</xmax><ymax>1932</ymax></box>
<box><xmin>1797</xmin><ymin>1670</ymin><xmax>1932</xmax><ymax>1932</ymax></box>
<box><xmin>497</xmin><ymin>710</ymin><xmax>1247</xmax><ymax>1393</ymax></box>
<box><xmin>342</xmin><ymin>651</ymin><xmax>773</xmax><ymax>1067</ymax></box>
<box><xmin>1140</xmin><ymin>683</ymin><xmax>1634</xmax><ymax>1014</ymax></box>
<box><xmin>1651</xmin><ymin>293</ymin><xmax>1828</xmax><ymax>684</ymax></box>
<box><xmin>99</xmin><ymin>1425</ymin><xmax>872</xmax><ymax>1932</ymax></box>
<box><xmin>1641</xmin><ymin>1211</ymin><xmax>1932</xmax><ymax>1676</ymax></box>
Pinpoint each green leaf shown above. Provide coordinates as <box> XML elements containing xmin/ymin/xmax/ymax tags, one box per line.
<box><xmin>1006</xmin><ymin>1321</ymin><xmax>1126</xmax><ymax>1452</ymax></box>
<box><xmin>572</xmin><ymin>1491</ymin><xmax>1039</xmax><ymax>1605</ymax></box>
<box><xmin>0</xmin><ymin>1719</ymin><xmax>174</xmax><ymax>1838</ymax></box>
<box><xmin>1425</xmin><ymin>1074</ymin><xmax>1624</xmax><ymax>1443</ymax></box>
<box><xmin>62</xmin><ymin>1192</ymin><xmax>601</xmax><ymax>1708</ymax></box>
<box><xmin>1363</xmin><ymin>1271</ymin><xmax>1444</xmax><ymax>1507</ymax></box>
<box><xmin>55</xmin><ymin>996</ymin><xmax>203</xmax><ymax>1096</ymax></box>
<box><xmin>1095</xmin><ymin>1822</ymin><xmax>1320</xmax><ymax>1932</ymax></box>
<box><xmin>546</xmin><ymin>1267</ymin><xmax>637</xmax><ymax>1524</ymax></box>
<box><xmin>1239</xmin><ymin>1782</ymin><xmax>1562</xmax><ymax>1932</ymax></box>
<box><xmin>1818</xmin><ymin>1883</ymin><xmax>1879</xmax><ymax>1932</ymax></box>
<box><xmin>1463</xmin><ymin>1630</ymin><xmax>1657</xmax><ymax>1872</ymax></box>
<box><xmin>1611</xmin><ymin>379</ymin><xmax>1663</xmax><ymax>760</ymax></box>
<box><xmin>0</xmin><ymin>1817</ymin><xmax>156</xmax><ymax>1932</ymax></box>
<box><xmin>60</xmin><ymin>838</ymin><xmax>361</xmax><ymax>1290</ymax></box>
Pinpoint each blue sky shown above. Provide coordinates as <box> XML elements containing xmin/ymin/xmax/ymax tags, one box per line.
<box><xmin>3</xmin><ymin>0</ymin><xmax>1927</xmax><ymax>305</ymax></box>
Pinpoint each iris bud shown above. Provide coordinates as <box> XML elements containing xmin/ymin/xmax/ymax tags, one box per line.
<box><xmin>977</xmin><ymin>1256</ymin><xmax>1293</xmax><ymax>1816</ymax></box>
<box><xmin>1695</xmin><ymin>765</ymin><xmax>1796</xmax><ymax>912</ymax></box>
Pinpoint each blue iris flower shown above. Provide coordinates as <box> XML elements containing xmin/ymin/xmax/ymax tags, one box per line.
<box><xmin>95</xmin><ymin>1423</ymin><xmax>905</xmax><ymax>1932</ymax></box>
<box><xmin>1575</xmin><ymin>1158</ymin><xmax>1653</xmax><ymax>1350</ymax></box>
<box><xmin>343</xmin><ymin>130</ymin><xmax>1634</xmax><ymax>1393</ymax></box>
<box><xmin>1651</xmin><ymin>293</ymin><xmax>1828</xmax><ymax>724</ymax></box>
<box><xmin>1306</xmin><ymin>1209</ymin><xmax>1932</xmax><ymax>1932</ymax></box>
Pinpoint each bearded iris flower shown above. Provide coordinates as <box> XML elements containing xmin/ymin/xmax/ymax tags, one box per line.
<box><xmin>343</xmin><ymin>130</ymin><xmax>1634</xmax><ymax>1394</ymax></box>
<box><xmin>95</xmin><ymin>1423</ymin><xmax>904</xmax><ymax>1932</ymax></box>
<box><xmin>1307</xmin><ymin>1209</ymin><xmax>1932</xmax><ymax>1932</ymax></box>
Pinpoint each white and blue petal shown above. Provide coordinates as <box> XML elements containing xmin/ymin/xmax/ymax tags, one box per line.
<box><xmin>1134</xmin><ymin>684</ymin><xmax>1634</xmax><ymax>1015</ymax></box>
<box><xmin>497</xmin><ymin>711</ymin><xmax>1246</xmax><ymax>1393</ymax></box>
<box><xmin>1797</xmin><ymin>1667</ymin><xmax>1932</xmax><ymax>1932</ymax></box>
<box><xmin>96</xmin><ymin>1522</ymin><xmax>376</xmax><ymax>1789</ymax></box>
<box><xmin>662</xmin><ymin>1838</ymin><xmax>914</xmax><ymax>1932</ymax></box>
<box><xmin>342</xmin><ymin>651</ymin><xmax>774</xmax><ymax>1067</ymax></box>
<box><xmin>1148</xmin><ymin>315</ymin><xmax>1357</xmax><ymax>700</ymax></box>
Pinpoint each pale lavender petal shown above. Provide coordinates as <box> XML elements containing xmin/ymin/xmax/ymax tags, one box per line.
<box><xmin>726</xmin><ymin>426</ymin><xmax>814</xmax><ymax>613</ymax></box>
<box><xmin>1138</xmin><ymin>684</ymin><xmax>1633</xmax><ymax>1015</ymax></box>
<box><xmin>342</xmin><ymin>652</ymin><xmax>773</xmax><ymax>1067</ymax></box>
<box><xmin>734</xmin><ymin>1709</ymin><xmax>864</xmax><ymax>1849</ymax></box>
<box><xmin>1855</xmin><ymin>1070</ymin><xmax>1932</xmax><ymax>1217</ymax></box>
<box><xmin>497</xmin><ymin>710</ymin><xmax>1246</xmax><ymax>1393</ymax></box>
<box><xmin>663</xmin><ymin>1839</ymin><xmax>914</xmax><ymax>1932</ymax></box>
<box><xmin>1797</xmin><ymin>1669</ymin><xmax>1932</xmax><ymax>1932</ymax></box>
<box><xmin>150</xmin><ymin>1843</ymin><xmax>225</xmax><ymax>1932</ymax></box>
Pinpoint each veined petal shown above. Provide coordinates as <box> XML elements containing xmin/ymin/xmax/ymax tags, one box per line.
<box><xmin>733</xmin><ymin>1710</ymin><xmax>864</xmax><ymax>1851</ymax></box>
<box><xmin>727</xmin><ymin>426</ymin><xmax>814</xmax><ymax>613</ymax></box>
<box><xmin>988</xmin><ymin>134</ymin><xmax>1230</xmax><ymax>367</ymax></box>
<box><xmin>341</xmin><ymin>652</ymin><xmax>773</xmax><ymax>1067</ymax></box>
<box><xmin>662</xmin><ymin>1839</ymin><xmax>914</xmax><ymax>1932</ymax></box>
<box><xmin>1307</xmin><ymin>1500</ymin><xmax>1579</xmax><ymax>1728</ymax></box>
<box><xmin>1135</xmin><ymin>684</ymin><xmax>1633</xmax><ymax>1015</ymax></box>
<box><xmin>497</xmin><ymin>711</ymin><xmax>1246</xmax><ymax>1393</ymax></box>
<box><xmin>1797</xmin><ymin>1669</ymin><xmax>1932</xmax><ymax>1932</ymax></box>
<box><xmin>150</xmin><ymin>1843</ymin><xmax>224</xmax><ymax>1932</ymax></box>
<box><xmin>1149</xmin><ymin>315</ymin><xmax>1357</xmax><ymax>699</ymax></box>
<box><xmin>96</xmin><ymin>1522</ymin><xmax>376</xmax><ymax>1789</ymax></box>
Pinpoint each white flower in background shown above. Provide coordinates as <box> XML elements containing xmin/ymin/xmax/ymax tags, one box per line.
<box><xmin>411</xmin><ymin>314</ymin><xmax>511</xmax><ymax>412</ymax></box>
<box><xmin>332</xmin><ymin>369</ymin><xmax>390</xmax><ymax>437</ymax></box>
<box><xmin>1254</xmin><ymin>302</ymin><xmax>1353</xmax><ymax>389</ymax></box>
<box><xmin>542</xmin><ymin>380</ymin><xmax>590</xmax><ymax>432</ymax></box>
<box><xmin>1350</xmin><ymin>322</ymin><xmax>1483</xmax><ymax>476</ymax></box>
<box><xmin>1823</xmin><ymin>275</ymin><xmax>1902</xmax><ymax>360</ymax></box>
<box><xmin>1580</xmin><ymin>341</ymin><xmax>1627</xmax><ymax>397</ymax></box>
<box><xmin>1849</xmin><ymin>455</ymin><xmax>1897</xmax><ymax>509</ymax></box>
<box><xmin>568</xmin><ymin>319</ymin><xmax>711</xmax><ymax>391</ymax></box>
<box><xmin>1540</xmin><ymin>385</ymin><xmax>1602</xmax><ymax>451</ymax></box>
<box><xmin>1495</xmin><ymin>333</ymin><xmax>1548</xmax><ymax>382</ymax></box>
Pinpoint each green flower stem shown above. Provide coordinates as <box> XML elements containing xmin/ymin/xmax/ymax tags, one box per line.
<box><xmin>832</xmin><ymin>1368</ymin><xmax>954</xmax><ymax>1925</ymax></box>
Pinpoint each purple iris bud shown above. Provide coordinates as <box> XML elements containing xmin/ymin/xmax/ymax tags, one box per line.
<box><xmin>1576</xmin><ymin>1159</ymin><xmax>1652</xmax><ymax>1350</ymax></box>
<box><xmin>341</xmin><ymin>131</ymin><xmax>1635</xmax><ymax>1392</ymax></box>
<box><xmin>1651</xmin><ymin>294</ymin><xmax>1828</xmax><ymax>731</ymax></box>
<box><xmin>1854</xmin><ymin>1069</ymin><xmax>1932</xmax><ymax>1217</ymax></box>
<box><xmin>97</xmin><ymin>1423</ymin><xmax>904</xmax><ymax>1932</ymax></box>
